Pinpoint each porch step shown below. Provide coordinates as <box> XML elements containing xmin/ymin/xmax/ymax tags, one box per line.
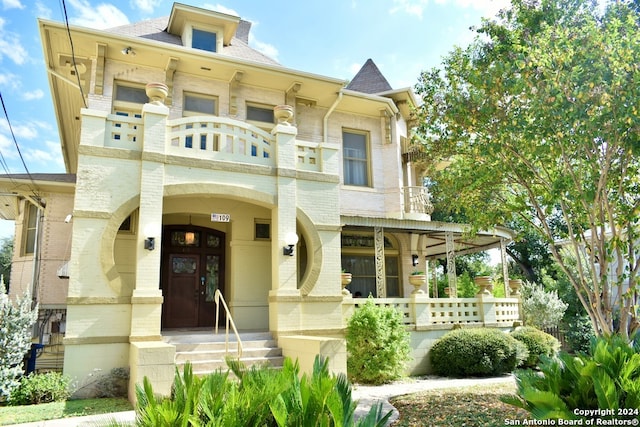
<box><xmin>163</xmin><ymin>330</ymin><xmax>284</xmax><ymax>376</ymax></box>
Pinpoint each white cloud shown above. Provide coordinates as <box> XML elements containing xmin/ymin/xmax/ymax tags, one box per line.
<box><xmin>23</xmin><ymin>89</ymin><xmax>44</xmax><ymax>101</ymax></box>
<box><xmin>202</xmin><ymin>3</ymin><xmax>240</xmax><ymax>17</ymax></box>
<box><xmin>250</xmin><ymin>36</ymin><xmax>279</xmax><ymax>61</ymax></box>
<box><xmin>0</xmin><ymin>118</ymin><xmax>39</xmax><ymax>140</ymax></box>
<box><xmin>26</xmin><ymin>143</ymin><xmax>62</xmax><ymax>165</ymax></box>
<box><xmin>35</xmin><ymin>2</ymin><xmax>52</xmax><ymax>19</ymax></box>
<box><xmin>0</xmin><ymin>72</ymin><xmax>20</xmax><ymax>90</ymax></box>
<box><xmin>390</xmin><ymin>0</ymin><xmax>510</xmax><ymax>19</ymax></box>
<box><xmin>0</xmin><ymin>17</ymin><xmax>28</xmax><ymax>65</ymax></box>
<box><xmin>2</xmin><ymin>0</ymin><xmax>24</xmax><ymax>10</ymax></box>
<box><xmin>130</xmin><ymin>0</ymin><xmax>161</xmax><ymax>14</ymax></box>
<box><xmin>67</xmin><ymin>0</ymin><xmax>129</xmax><ymax>29</ymax></box>
<box><xmin>349</xmin><ymin>62</ymin><xmax>362</xmax><ymax>76</ymax></box>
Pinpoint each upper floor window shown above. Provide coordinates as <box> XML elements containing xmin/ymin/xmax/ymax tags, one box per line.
<box><xmin>247</xmin><ymin>104</ymin><xmax>274</xmax><ymax>124</ymax></box>
<box><xmin>23</xmin><ymin>203</ymin><xmax>38</xmax><ymax>255</ymax></box>
<box><xmin>184</xmin><ymin>93</ymin><xmax>217</xmax><ymax>116</ymax></box>
<box><xmin>115</xmin><ymin>84</ymin><xmax>147</xmax><ymax>104</ymax></box>
<box><xmin>343</xmin><ymin>130</ymin><xmax>370</xmax><ymax>187</ymax></box>
<box><xmin>192</xmin><ymin>29</ymin><xmax>217</xmax><ymax>53</ymax></box>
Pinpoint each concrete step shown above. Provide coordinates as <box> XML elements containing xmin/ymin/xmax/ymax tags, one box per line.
<box><xmin>163</xmin><ymin>330</ymin><xmax>284</xmax><ymax>376</ymax></box>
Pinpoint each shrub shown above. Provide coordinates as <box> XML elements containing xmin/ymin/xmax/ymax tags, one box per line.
<box><xmin>346</xmin><ymin>298</ymin><xmax>412</xmax><ymax>384</ymax></box>
<box><xmin>503</xmin><ymin>335</ymin><xmax>640</xmax><ymax>420</ymax></box>
<box><xmin>0</xmin><ymin>285</ymin><xmax>38</xmax><ymax>401</ymax></box>
<box><xmin>135</xmin><ymin>356</ymin><xmax>392</xmax><ymax>426</ymax></box>
<box><xmin>511</xmin><ymin>326</ymin><xmax>560</xmax><ymax>368</ymax></box>
<box><xmin>521</xmin><ymin>281</ymin><xmax>568</xmax><ymax>329</ymax></box>
<box><xmin>430</xmin><ymin>328</ymin><xmax>524</xmax><ymax>377</ymax></box>
<box><xmin>8</xmin><ymin>371</ymin><xmax>71</xmax><ymax>405</ymax></box>
<box><xmin>563</xmin><ymin>314</ymin><xmax>596</xmax><ymax>354</ymax></box>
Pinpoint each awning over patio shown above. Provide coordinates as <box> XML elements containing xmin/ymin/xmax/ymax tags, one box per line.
<box><xmin>340</xmin><ymin>215</ymin><xmax>515</xmax><ymax>259</ymax></box>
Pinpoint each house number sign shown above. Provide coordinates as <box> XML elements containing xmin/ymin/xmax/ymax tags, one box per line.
<box><xmin>210</xmin><ymin>213</ymin><xmax>231</xmax><ymax>222</ymax></box>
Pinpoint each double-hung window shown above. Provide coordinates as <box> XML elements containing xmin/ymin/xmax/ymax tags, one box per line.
<box><xmin>184</xmin><ymin>93</ymin><xmax>217</xmax><ymax>116</ymax></box>
<box><xmin>23</xmin><ymin>203</ymin><xmax>38</xmax><ymax>255</ymax></box>
<box><xmin>343</xmin><ymin>130</ymin><xmax>370</xmax><ymax>186</ymax></box>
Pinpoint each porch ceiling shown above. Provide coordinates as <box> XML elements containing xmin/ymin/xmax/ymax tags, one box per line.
<box><xmin>340</xmin><ymin>216</ymin><xmax>515</xmax><ymax>259</ymax></box>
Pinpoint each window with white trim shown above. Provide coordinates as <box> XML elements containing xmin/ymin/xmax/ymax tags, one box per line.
<box><xmin>342</xmin><ymin>130</ymin><xmax>370</xmax><ymax>187</ymax></box>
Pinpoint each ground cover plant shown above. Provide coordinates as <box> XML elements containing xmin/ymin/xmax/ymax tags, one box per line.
<box><xmin>0</xmin><ymin>397</ymin><xmax>132</xmax><ymax>425</ymax></box>
<box><xmin>391</xmin><ymin>382</ymin><xmax>528</xmax><ymax>426</ymax></box>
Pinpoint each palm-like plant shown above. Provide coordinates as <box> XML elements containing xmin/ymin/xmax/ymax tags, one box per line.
<box><xmin>503</xmin><ymin>335</ymin><xmax>640</xmax><ymax>420</ymax></box>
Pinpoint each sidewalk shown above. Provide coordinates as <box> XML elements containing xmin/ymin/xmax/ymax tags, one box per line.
<box><xmin>5</xmin><ymin>375</ymin><xmax>515</xmax><ymax>426</ymax></box>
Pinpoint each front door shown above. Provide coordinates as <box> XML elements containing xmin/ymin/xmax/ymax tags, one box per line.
<box><xmin>161</xmin><ymin>226</ymin><xmax>225</xmax><ymax>329</ymax></box>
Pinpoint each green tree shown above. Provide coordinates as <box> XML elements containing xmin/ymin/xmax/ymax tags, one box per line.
<box><xmin>413</xmin><ymin>0</ymin><xmax>640</xmax><ymax>339</ymax></box>
<box><xmin>0</xmin><ymin>285</ymin><xmax>38</xmax><ymax>401</ymax></box>
<box><xmin>0</xmin><ymin>237</ymin><xmax>12</xmax><ymax>292</ymax></box>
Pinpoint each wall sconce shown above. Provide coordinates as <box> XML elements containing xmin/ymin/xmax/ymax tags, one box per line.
<box><xmin>121</xmin><ymin>46</ymin><xmax>136</xmax><ymax>56</ymax></box>
<box><xmin>412</xmin><ymin>254</ymin><xmax>419</xmax><ymax>266</ymax></box>
<box><xmin>282</xmin><ymin>232</ymin><xmax>299</xmax><ymax>256</ymax></box>
<box><xmin>185</xmin><ymin>231</ymin><xmax>195</xmax><ymax>245</ymax></box>
<box><xmin>144</xmin><ymin>237</ymin><xmax>155</xmax><ymax>251</ymax></box>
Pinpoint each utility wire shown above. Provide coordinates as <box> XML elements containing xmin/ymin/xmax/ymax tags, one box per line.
<box><xmin>60</xmin><ymin>0</ymin><xmax>88</xmax><ymax>108</ymax></box>
<box><xmin>0</xmin><ymin>91</ymin><xmax>41</xmax><ymax>201</ymax></box>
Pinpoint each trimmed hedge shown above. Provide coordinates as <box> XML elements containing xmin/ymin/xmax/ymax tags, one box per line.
<box><xmin>9</xmin><ymin>372</ymin><xmax>70</xmax><ymax>405</ymax></box>
<box><xmin>511</xmin><ymin>326</ymin><xmax>560</xmax><ymax>368</ymax></box>
<box><xmin>430</xmin><ymin>328</ymin><xmax>525</xmax><ymax>377</ymax></box>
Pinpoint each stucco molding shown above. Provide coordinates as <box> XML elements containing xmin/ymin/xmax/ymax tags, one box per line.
<box><xmin>63</xmin><ymin>336</ymin><xmax>129</xmax><ymax>345</ymax></box>
<box><xmin>66</xmin><ymin>297</ymin><xmax>131</xmax><ymax>304</ymax></box>
<box><xmin>296</xmin><ymin>207</ymin><xmax>324</xmax><ymax>296</ymax></box>
<box><xmin>78</xmin><ymin>145</ymin><xmax>142</xmax><ymax>161</ymax></box>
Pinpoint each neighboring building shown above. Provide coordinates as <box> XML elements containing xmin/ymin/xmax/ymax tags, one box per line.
<box><xmin>0</xmin><ymin>2</ymin><xmax>518</xmax><ymax>400</ymax></box>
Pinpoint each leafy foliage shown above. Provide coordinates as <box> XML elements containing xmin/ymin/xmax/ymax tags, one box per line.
<box><xmin>8</xmin><ymin>372</ymin><xmax>71</xmax><ymax>405</ymax></box>
<box><xmin>346</xmin><ymin>298</ymin><xmax>412</xmax><ymax>384</ymax></box>
<box><xmin>413</xmin><ymin>0</ymin><xmax>640</xmax><ymax>339</ymax></box>
<box><xmin>135</xmin><ymin>356</ymin><xmax>392</xmax><ymax>427</ymax></box>
<box><xmin>0</xmin><ymin>284</ymin><xmax>38</xmax><ymax>401</ymax></box>
<box><xmin>503</xmin><ymin>335</ymin><xmax>640</xmax><ymax>420</ymax></box>
<box><xmin>563</xmin><ymin>314</ymin><xmax>596</xmax><ymax>354</ymax></box>
<box><xmin>430</xmin><ymin>328</ymin><xmax>525</xmax><ymax>377</ymax></box>
<box><xmin>511</xmin><ymin>327</ymin><xmax>560</xmax><ymax>368</ymax></box>
<box><xmin>0</xmin><ymin>237</ymin><xmax>12</xmax><ymax>292</ymax></box>
<box><xmin>521</xmin><ymin>281</ymin><xmax>568</xmax><ymax>329</ymax></box>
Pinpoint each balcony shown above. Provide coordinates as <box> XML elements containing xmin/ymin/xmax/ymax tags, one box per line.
<box><xmin>97</xmin><ymin>112</ymin><xmax>333</xmax><ymax>174</ymax></box>
<box><xmin>403</xmin><ymin>186</ymin><xmax>434</xmax><ymax>219</ymax></box>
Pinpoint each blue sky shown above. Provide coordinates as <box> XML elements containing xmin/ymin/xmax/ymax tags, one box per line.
<box><xmin>0</xmin><ymin>0</ymin><xmax>509</xmax><ymax>238</ymax></box>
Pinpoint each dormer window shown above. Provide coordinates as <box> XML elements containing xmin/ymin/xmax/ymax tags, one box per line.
<box><xmin>192</xmin><ymin>28</ymin><xmax>217</xmax><ymax>53</ymax></box>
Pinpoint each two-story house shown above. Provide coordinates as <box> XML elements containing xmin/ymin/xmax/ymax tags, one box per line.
<box><xmin>0</xmin><ymin>2</ymin><xmax>518</xmax><ymax>399</ymax></box>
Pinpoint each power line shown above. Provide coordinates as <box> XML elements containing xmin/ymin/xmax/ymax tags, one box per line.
<box><xmin>60</xmin><ymin>0</ymin><xmax>88</xmax><ymax>108</ymax></box>
<box><xmin>0</xmin><ymin>91</ymin><xmax>41</xmax><ymax>201</ymax></box>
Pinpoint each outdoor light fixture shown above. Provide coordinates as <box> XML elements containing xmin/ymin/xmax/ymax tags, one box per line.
<box><xmin>412</xmin><ymin>254</ymin><xmax>419</xmax><ymax>267</ymax></box>
<box><xmin>283</xmin><ymin>232</ymin><xmax>299</xmax><ymax>256</ymax></box>
<box><xmin>144</xmin><ymin>237</ymin><xmax>155</xmax><ymax>251</ymax></box>
<box><xmin>185</xmin><ymin>231</ymin><xmax>195</xmax><ymax>245</ymax></box>
<box><xmin>121</xmin><ymin>46</ymin><xmax>135</xmax><ymax>56</ymax></box>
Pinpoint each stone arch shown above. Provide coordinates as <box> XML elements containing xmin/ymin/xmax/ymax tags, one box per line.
<box><xmin>101</xmin><ymin>195</ymin><xmax>140</xmax><ymax>296</ymax></box>
<box><xmin>297</xmin><ymin>207</ymin><xmax>323</xmax><ymax>296</ymax></box>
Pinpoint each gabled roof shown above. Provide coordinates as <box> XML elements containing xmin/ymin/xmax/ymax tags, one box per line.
<box><xmin>346</xmin><ymin>59</ymin><xmax>393</xmax><ymax>94</ymax></box>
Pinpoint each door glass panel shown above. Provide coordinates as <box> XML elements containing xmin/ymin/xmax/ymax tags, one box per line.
<box><xmin>207</xmin><ymin>234</ymin><xmax>221</xmax><ymax>248</ymax></box>
<box><xmin>172</xmin><ymin>257</ymin><xmax>197</xmax><ymax>274</ymax></box>
<box><xmin>205</xmin><ymin>255</ymin><xmax>219</xmax><ymax>302</ymax></box>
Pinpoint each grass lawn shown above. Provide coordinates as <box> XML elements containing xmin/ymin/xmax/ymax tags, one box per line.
<box><xmin>391</xmin><ymin>382</ymin><xmax>530</xmax><ymax>427</ymax></box>
<box><xmin>0</xmin><ymin>398</ymin><xmax>133</xmax><ymax>425</ymax></box>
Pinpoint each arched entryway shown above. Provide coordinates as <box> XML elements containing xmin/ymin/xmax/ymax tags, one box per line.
<box><xmin>160</xmin><ymin>225</ymin><xmax>225</xmax><ymax>328</ymax></box>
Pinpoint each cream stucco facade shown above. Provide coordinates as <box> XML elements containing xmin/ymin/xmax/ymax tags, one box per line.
<box><xmin>0</xmin><ymin>2</ymin><xmax>521</xmax><ymax>401</ymax></box>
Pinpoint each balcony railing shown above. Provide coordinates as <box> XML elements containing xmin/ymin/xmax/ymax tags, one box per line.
<box><xmin>403</xmin><ymin>186</ymin><xmax>434</xmax><ymax>215</ymax></box>
<box><xmin>343</xmin><ymin>296</ymin><xmax>521</xmax><ymax>329</ymax></box>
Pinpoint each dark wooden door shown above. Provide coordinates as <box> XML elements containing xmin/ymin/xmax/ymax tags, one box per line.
<box><xmin>161</xmin><ymin>226</ymin><xmax>225</xmax><ymax>329</ymax></box>
<box><xmin>164</xmin><ymin>254</ymin><xmax>200</xmax><ymax>328</ymax></box>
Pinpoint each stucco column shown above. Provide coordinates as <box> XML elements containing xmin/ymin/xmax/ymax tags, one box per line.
<box><xmin>270</xmin><ymin>113</ymin><xmax>299</xmax><ymax>296</ymax></box>
<box><xmin>129</xmin><ymin>94</ymin><xmax>174</xmax><ymax>400</ymax></box>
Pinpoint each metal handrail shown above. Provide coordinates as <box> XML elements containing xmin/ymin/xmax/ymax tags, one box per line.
<box><xmin>214</xmin><ymin>289</ymin><xmax>243</xmax><ymax>358</ymax></box>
